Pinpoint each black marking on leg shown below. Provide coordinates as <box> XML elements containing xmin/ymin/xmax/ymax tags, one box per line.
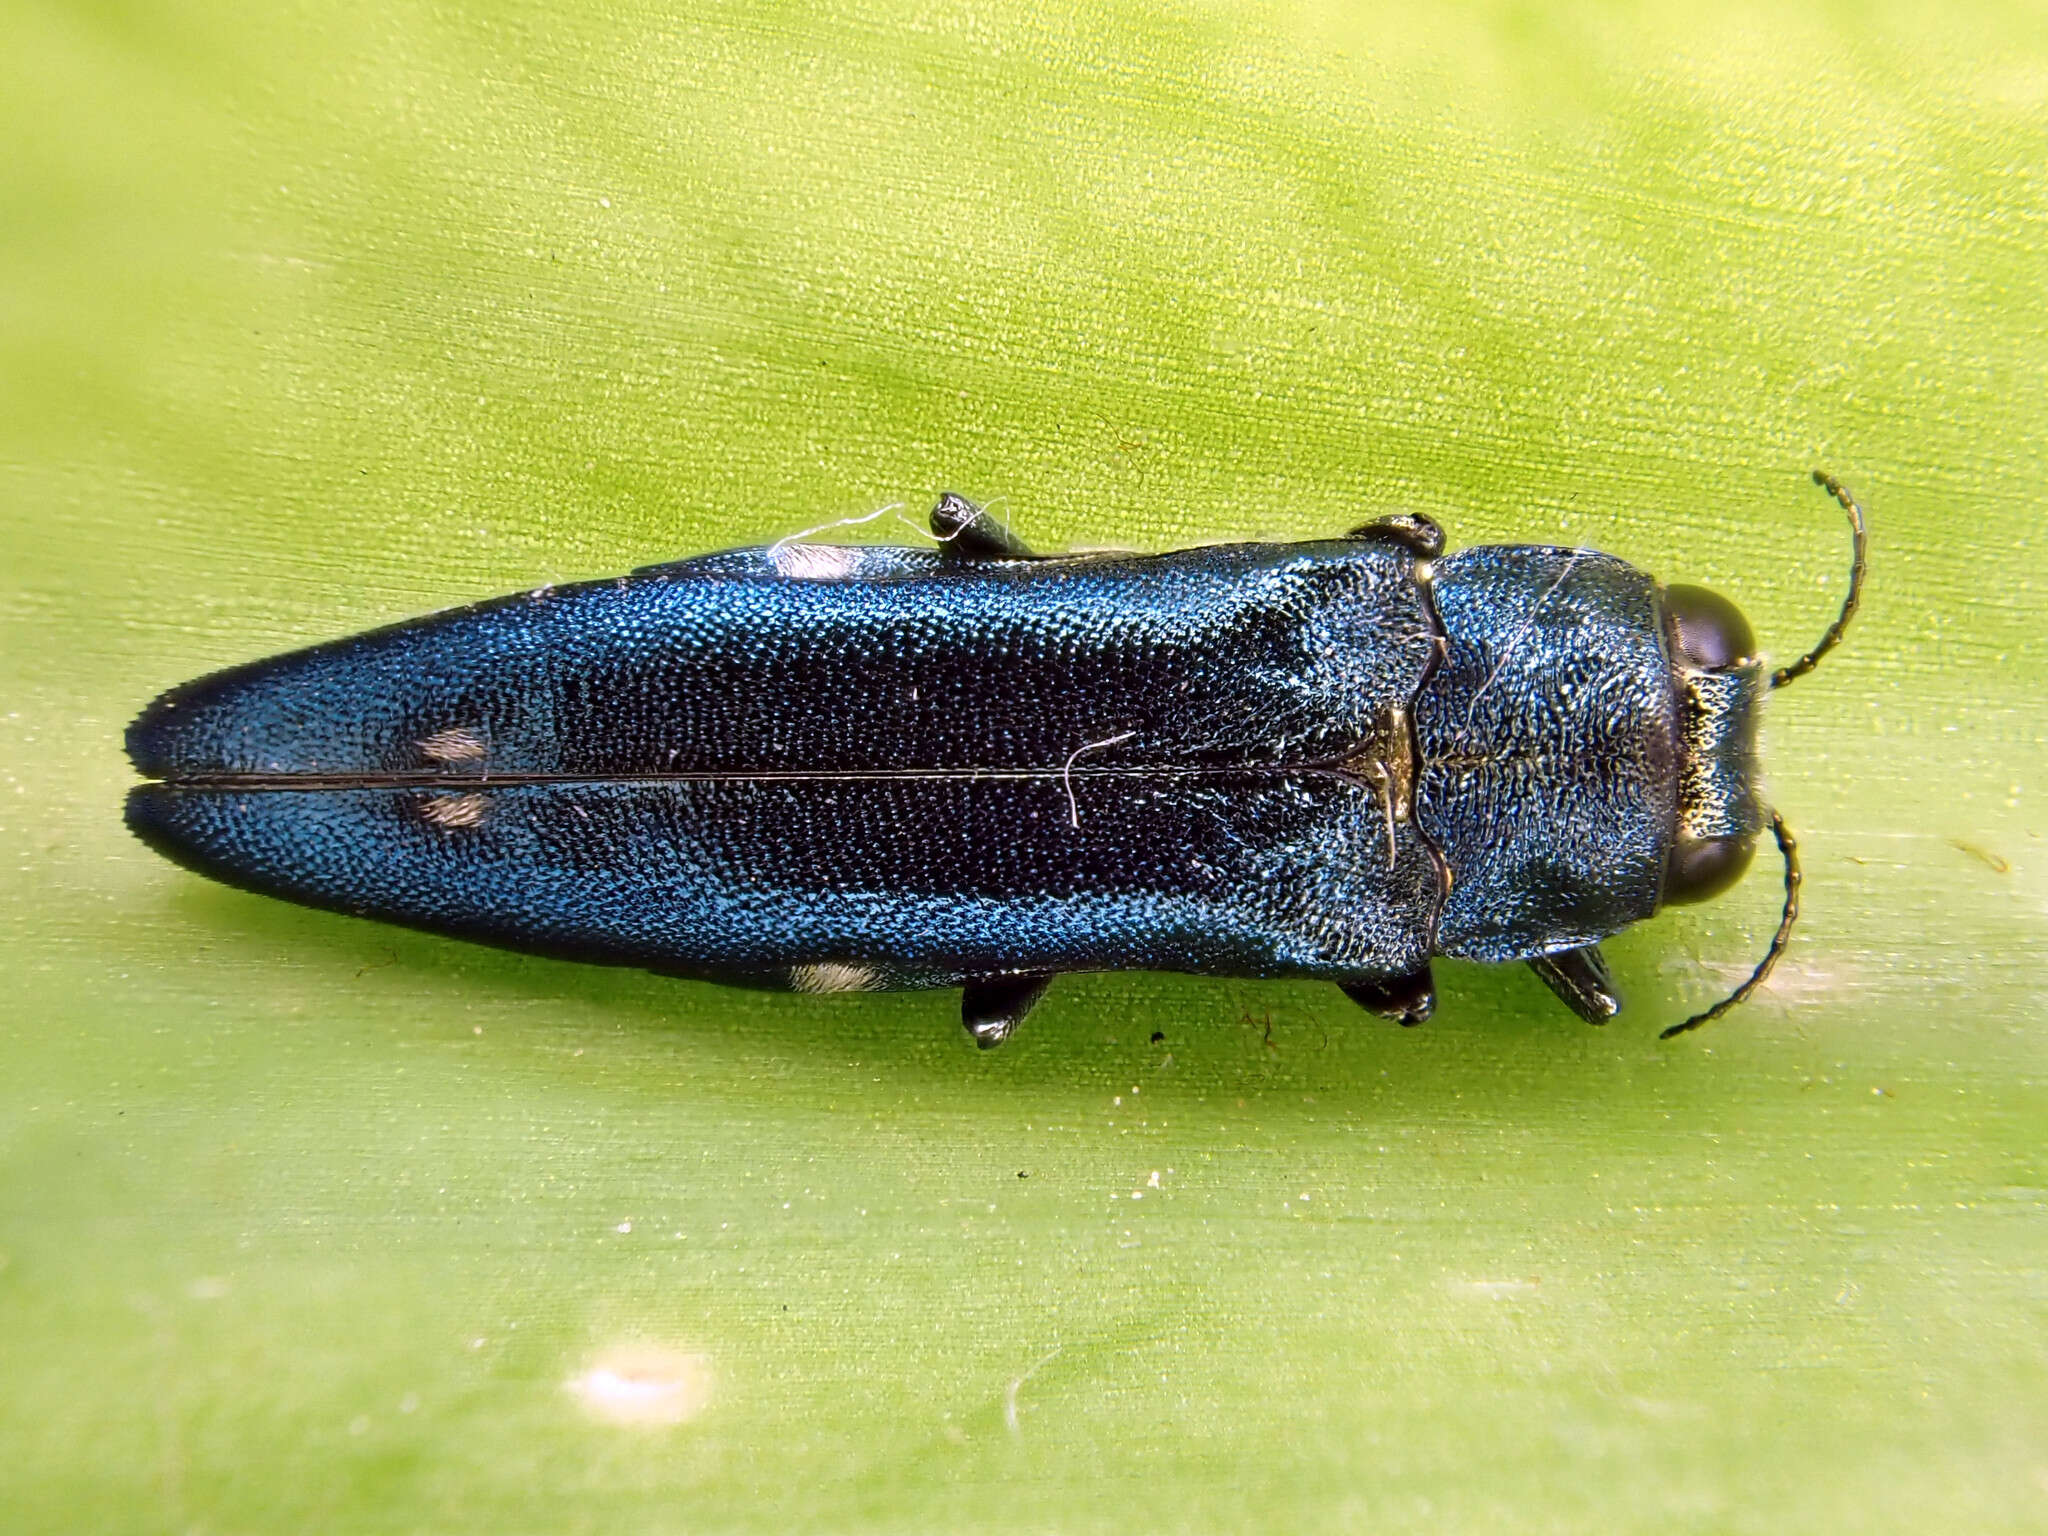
<box><xmin>1528</xmin><ymin>945</ymin><xmax>1621</xmax><ymax>1024</ymax></box>
<box><xmin>932</xmin><ymin>493</ymin><xmax>1032</xmax><ymax>560</ymax></box>
<box><xmin>1340</xmin><ymin>966</ymin><xmax>1436</xmax><ymax>1026</ymax></box>
<box><xmin>961</xmin><ymin>973</ymin><xmax>1053</xmax><ymax>1049</ymax></box>
<box><xmin>1346</xmin><ymin>513</ymin><xmax>1445</xmax><ymax>559</ymax></box>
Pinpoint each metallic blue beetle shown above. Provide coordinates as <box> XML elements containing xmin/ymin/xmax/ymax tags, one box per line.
<box><xmin>126</xmin><ymin>475</ymin><xmax>1864</xmax><ymax>1045</ymax></box>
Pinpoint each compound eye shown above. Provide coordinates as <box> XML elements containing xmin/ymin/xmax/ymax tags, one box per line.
<box><xmin>1666</xmin><ymin>835</ymin><xmax>1756</xmax><ymax>905</ymax></box>
<box><xmin>1664</xmin><ymin>584</ymin><xmax>1757</xmax><ymax>671</ymax></box>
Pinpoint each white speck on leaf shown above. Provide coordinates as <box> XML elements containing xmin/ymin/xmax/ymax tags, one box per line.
<box><xmin>567</xmin><ymin>1345</ymin><xmax>714</xmax><ymax>1427</ymax></box>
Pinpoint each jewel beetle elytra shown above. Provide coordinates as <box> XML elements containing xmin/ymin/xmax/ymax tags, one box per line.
<box><xmin>125</xmin><ymin>472</ymin><xmax>1865</xmax><ymax>1045</ymax></box>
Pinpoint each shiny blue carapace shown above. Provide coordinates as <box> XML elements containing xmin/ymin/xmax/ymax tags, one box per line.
<box><xmin>126</xmin><ymin>495</ymin><xmax>1782</xmax><ymax>1042</ymax></box>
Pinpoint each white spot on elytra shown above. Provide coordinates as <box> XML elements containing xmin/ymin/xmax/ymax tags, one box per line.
<box><xmin>418</xmin><ymin>792</ymin><xmax>489</xmax><ymax>829</ymax></box>
<box><xmin>418</xmin><ymin>726</ymin><xmax>487</xmax><ymax>765</ymax></box>
<box><xmin>764</xmin><ymin>501</ymin><xmax>912</xmax><ymax>578</ymax></box>
<box><xmin>566</xmin><ymin>1345</ymin><xmax>714</xmax><ymax>1426</ymax></box>
<box><xmin>768</xmin><ymin>543</ymin><xmax>866</xmax><ymax>580</ymax></box>
<box><xmin>790</xmin><ymin>961</ymin><xmax>879</xmax><ymax>994</ymax></box>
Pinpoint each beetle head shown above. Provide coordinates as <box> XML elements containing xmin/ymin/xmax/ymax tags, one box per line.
<box><xmin>1661</xmin><ymin>582</ymin><xmax>1766</xmax><ymax>905</ymax></box>
<box><xmin>1654</xmin><ymin>470</ymin><xmax>1867</xmax><ymax>1038</ymax></box>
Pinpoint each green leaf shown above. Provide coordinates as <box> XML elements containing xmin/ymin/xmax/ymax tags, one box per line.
<box><xmin>5</xmin><ymin>1</ymin><xmax>2045</xmax><ymax>1530</ymax></box>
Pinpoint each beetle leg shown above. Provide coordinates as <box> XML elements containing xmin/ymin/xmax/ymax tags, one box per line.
<box><xmin>1527</xmin><ymin>945</ymin><xmax>1622</xmax><ymax>1024</ymax></box>
<box><xmin>932</xmin><ymin>492</ymin><xmax>1033</xmax><ymax>560</ymax></box>
<box><xmin>961</xmin><ymin>972</ymin><xmax>1054</xmax><ymax>1049</ymax></box>
<box><xmin>1346</xmin><ymin>512</ymin><xmax>1445</xmax><ymax>559</ymax></box>
<box><xmin>1339</xmin><ymin>966</ymin><xmax>1436</xmax><ymax>1026</ymax></box>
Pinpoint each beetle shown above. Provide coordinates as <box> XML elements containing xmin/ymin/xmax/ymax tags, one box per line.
<box><xmin>125</xmin><ymin>472</ymin><xmax>1865</xmax><ymax>1046</ymax></box>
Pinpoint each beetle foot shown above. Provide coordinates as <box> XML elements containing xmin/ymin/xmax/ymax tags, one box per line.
<box><xmin>1346</xmin><ymin>513</ymin><xmax>1445</xmax><ymax>559</ymax></box>
<box><xmin>932</xmin><ymin>493</ymin><xmax>1032</xmax><ymax>560</ymax></box>
<box><xmin>1527</xmin><ymin>945</ymin><xmax>1622</xmax><ymax>1023</ymax></box>
<box><xmin>961</xmin><ymin>973</ymin><xmax>1054</xmax><ymax>1048</ymax></box>
<box><xmin>1339</xmin><ymin>966</ymin><xmax>1436</xmax><ymax>1026</ymax></box>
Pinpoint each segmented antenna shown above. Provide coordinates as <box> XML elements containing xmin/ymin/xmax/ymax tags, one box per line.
<box><xmin>1771</xmin><ymin>470</ymin><xmax>1868</xmax><ymax>689</ymax></box>
<box><xmin>1662</xmin><ymin>813</ymin><xmax>1801</xmax><ymax>1039</ymax></box>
